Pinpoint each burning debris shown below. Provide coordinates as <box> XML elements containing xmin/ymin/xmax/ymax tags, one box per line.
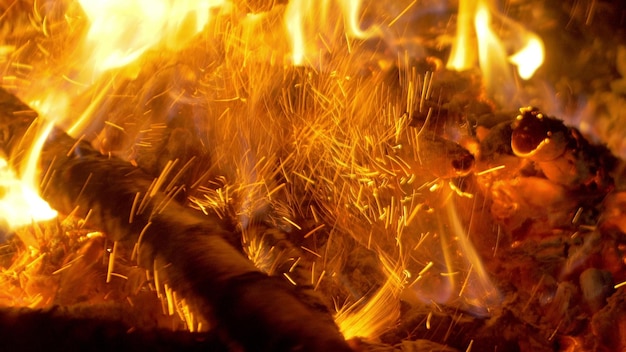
<box><xmin>0</xmin><ymin>0</ymin><xmax>625</xmax><ymax>351</ymax></box>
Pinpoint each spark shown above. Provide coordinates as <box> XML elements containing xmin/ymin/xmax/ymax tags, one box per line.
<box><xmin>548</xmin><ymin>320</ymin><xmax>563</xmax><ymax>340</ymax></box>
<box><xmin>164</xmin><ymin>283</ymin><xmax>175</xmax><ymax>316</ymax></box>
<box><xmin>458</xmin><ymin>264</ymin><xmax>473</xmax><ymax>297</ymax></box>
<box><xmin>303</xmin><ymin>224</ymin><xmax>325</xmax><ymax>238</ymax></box>
<box><xmin>300</xmin><ymin>246</ymin><xmax>322</xmax><ymax>258</ymax></box>
<box><xmin>475</xmin><ymin>165</ymin><xmax>506</xmax><ymax>176</ymax></box>
<box><xmin>293</xmin><ymin>171</ymin><xmax>315</xmax><ymax>185</ymax></box>
<box><xmin>106</xmin><ymin>241</ymin><xmax>119</xmax><ymax>283</ymax></box>
<box><xmin>0</xmin><ymin>0</ymin><xmax>18</xmax><ymax>22</ymax></box>
<box><xmin>281</xmin><ymin>216</ymin><xmax>302</xmax><ymax>230</ymax></box>
<box><xmin>74</xmin><ymin>173</ymin><xmax>93</xmax><ymax>207</ymax></box>
<box><xmin>314</xmin><ymin>270</ymin><xmax>326</xmax><ymax>291</ymax></box>
<box><xmin>493</xmin><ymin>224</ymin><xmax>501</xmax><ymax>257</ymax></box>
<box><xmin>66</xmin><ymin>135</ymin><xmax>87</xmax><ymax>157</ymax></box>
<box><xmin>155</xmin><ymin>186</ymin><xmax>185</xmax><ymax>214</ymax></box>
<box><xmin>59</xmin><ymin>75</ymin><xmax>89</xmax><ymax>88</ymax></box>
<box><xmin>131</xmin><ymin>221</ymin><xmax>152</xmax><ymax>261</ymax></box>
<box><xmin>110</xmin><ymin>273</ymin><xmax>128</xmax><ymax>280</ymax></box>
<box><xmin>448</xmin><ymin>182</ymin><xmax>474</xmax><ymax>198</ymax></box>
<box><xmin>52</xmin><ymin>254</ymin><xmax>85</xmax><ymax>275</ymax></box>
<box><xmin>267</xmin><ymin>183</ymin><xmax>286</xmax><ymax>199</ymax></box>
<box><xmin>129</xmin><ymin>192</ymin><xmax>141</xmax><ymax>224</ymax></box>
<box><xmin>523</xmin><ymin>275</ymin><xmax>545</xmax><ymax>311</ymax></box>
<box><xmin>103</xmin><ymin>121</ymin><xmax>126</xmax><ymax>132</ymax></box>
<box><xmin>151</xmin><ymin>159</ymin><xmax>178</xmax><ymax>197</ymax></box>
<box><xmin>137</xmin><ymin>179</ymin><xmax>158</xmax><ymax>215</ymax></box>
<box><xmin>153</xmin><ymin>260</ymin><xmax>162</xmax><ymax>299</ymax></box>
<box><xmin>571</xmin><ymin>207</ymin><xmax>583</xmax><ymax>225</ymax></box>
<box><xmin>614</xmin><ymin>281</ymin><xmax>626</xmax><ymax>289</ymax></box>
<box><xmin>288</xmin><ymin>257</ymin><xmax>302</xmax><ymax>273</ymax></box>
<box><xmin>283</xmin><ymin>273</ymin><xmax>297</xmax><ymax>285</ymax></box>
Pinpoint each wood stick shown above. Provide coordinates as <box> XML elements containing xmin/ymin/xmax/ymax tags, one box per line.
<box><xmin>0</xmin><ymin>88</ymin><xmax>352</xmax><ymax>351</ymax></box>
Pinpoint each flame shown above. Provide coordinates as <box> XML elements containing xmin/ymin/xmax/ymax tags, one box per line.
<box><xmin>447</xmin><ymin>0</ymin><xmax>545</xmax><ymax>101</ymax></box>
<box><xmin>284</xmin><ymin>0</ymin><xmax>380</xmax><ymax>65</ymax></box>
<box><xmin>0</xmin><ymin>0</ymin><xmax>548</xmax><ymax>343</ymax></box>
<box><xmin>78</xmin><ymin>0</ymin><xmax>224</xmax><ymax>73</ymax></box>
<box><xmin>284</xmin><ymin>0</ymin><xmax>310</xmax><ymax>65</ymax></box>
<box><xmin>0</xmin><ymin>106</ymin><xmax>57</xmax><ymax>235</ymax></box>
<box><xmin>446</xmin><ymin>0</ymin><xmax>477</xmax><ymax>72</ymax></box>
<box><xmin>0</xmin><ymin>156</ymin><xmax>56</xmax><ymax>233</ymax></box>
<box><xmin>509</xmin><ymin>35</ymin><xmax>545</xmax><ymax>80</ymax></box>
<box><xmin>336</xmin><ymin>267</ymin><xmax>401</xmax><ymax>340</ymax></box>
<box><xmin>474</xmin><ymin>2</ymin><xmax>513</xmax><ymax>100</ymax></box>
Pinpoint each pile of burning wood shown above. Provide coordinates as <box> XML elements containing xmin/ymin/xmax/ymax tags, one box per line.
<box><xmin>0</xmin><ymin>0</ymin><xmax>625</xmax><ymax>351</ymax></box>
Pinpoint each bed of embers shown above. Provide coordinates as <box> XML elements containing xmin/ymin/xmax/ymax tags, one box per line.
<box><xmin>0</xmin><ymin>0</ymin><xmax>625</xmax><ymax>351</ymax></box>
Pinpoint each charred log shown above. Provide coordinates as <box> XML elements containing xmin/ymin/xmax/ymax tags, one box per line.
<box><xmin>0</xmin><ymin>305</ymin><xmax>226</xmax><ymax>352</ymax></box>
<box><xmin>0</xmin><ymin>87</ymin><xmax>352</xmax><ymax>352</ymax></box>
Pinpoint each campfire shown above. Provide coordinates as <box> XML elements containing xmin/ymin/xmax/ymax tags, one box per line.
<box><xmin>0</xmin><ymin>0</ymin><xmax>625</xmax><ymax>350</ymax></box>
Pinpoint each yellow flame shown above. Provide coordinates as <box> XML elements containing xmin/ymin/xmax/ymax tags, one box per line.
<box><xmin>79</xmin><ymin>0</ymin><xmax>224</xmax><ymax>73</ymax></box>
<box><xmin>284</xmin><ymin>0</ymin><xmax>380</xmax><ymax>65</ymax></box>
<box><xmin>474</xmin><ymin>2</ymin><xmax>512</xmax><ymax>97</ymax></box>
<box><xmin>340</xmin><ymin>0</ymin><xmax>380</xmax><ymax>39</ymax></box>
<box><xmin>509</xmin><ymin>35</ymin><xmax>545</xmax><ymax>79</ymax></box>
<box><xmin>447</xmin><ymin>0</ymin><xmax>545</xmax><ymax>95</ymax></box>
<box><xmin>336</xmin><ymin>254</ymin><xmax>403</xmax><ymax>340</ymax></box>
<box><xmin>446</xmin><ymin>0</ymin><xmax>477</xmax><ymax>71</ymax></box>
<box><xmin>20</xmin><ymin>0</ymin><xmax>228</xmax><ymax>140</ymax></box>
<box><xmin>336</xmin><ymin>277</ymin><xmax>401</xmax><ymax>340</ymax></box>
<box><xmin>285</xmin><ymin>0</ymin><xmax>310</xmax><ymax>65</ymax></box>
<box><xmin>0</xmin><ymin>157</ymin><xmax>57</xmax><ymax>232</ymax></box>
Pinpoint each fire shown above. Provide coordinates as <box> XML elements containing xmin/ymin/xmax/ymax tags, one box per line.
<box><xmin>0</xmin><ymin>106</ymin><xmax>57</xmax><ymax>234</ymax></box>
<box><xmin>1</xmin><ymin>0</ymin><xmax>596</xmax><ymax>349</ymax></box>
<box><xmin>284</xmin><ymin>0</ymin><xmax>380</xmax><ymax>65</ymax></box>
<box><xmin>447</xmin><ymin>0</ymin><xmax>545</xmax><ymax>102</ymax></box>
<box><xmin>0</xmin><ymin>156</ymin><xmax>56</xmax><ymax>233</ymax></box>
<box><xmin>78</xmin><ymin>0</ymin><xmax>225</xmax><ymax>73</ymax></box>
<box><xmin>509</xmin><ymin>35</ymin><xmax>544</xmax><ymax>80</ymax></box>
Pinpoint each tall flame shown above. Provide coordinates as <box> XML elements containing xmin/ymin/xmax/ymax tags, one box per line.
<box><xmin>284</xmin><ymin>0</ymin><xmax>380</xmax><ymax>65</ymax></box>
<box><xmin>0</xmin><ymin>119</ymin><xmax>57</xmax><ymax>234</ymax></box>
<box><xmin>447</xmin><ymin>0</ymin><xmax>545</xmax><ymax>102</ymax></box>
<box><xmin>78</xmin><ymin>0</ymin><xmax>224</xmax><ymax>73</ymax></box>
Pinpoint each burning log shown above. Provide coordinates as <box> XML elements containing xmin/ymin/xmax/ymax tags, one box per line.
<box><xmin>0</xmin><ymin>87</ymin><xmax>352</xmax><ymax>351</ymax></box>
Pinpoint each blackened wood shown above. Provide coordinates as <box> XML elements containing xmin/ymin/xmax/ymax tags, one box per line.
<box><xmin>0</xmin><ymin>305</ymin><xmax>226</xmax><ymax>352</ymax></box>
<box><xmin>0</xmin><ymin>88</ymin><xmax>352</xmax><ymax>352</ymax></box>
